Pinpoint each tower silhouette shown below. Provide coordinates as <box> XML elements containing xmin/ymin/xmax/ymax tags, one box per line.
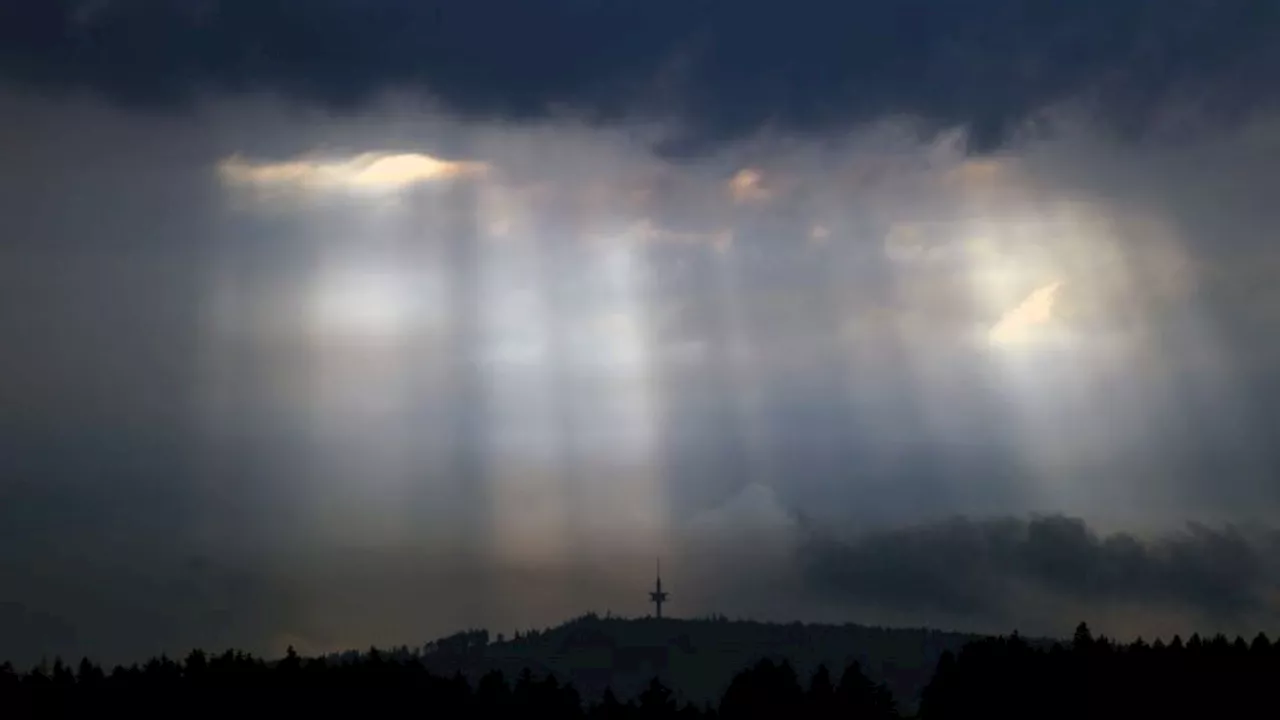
<box><xmin>649</xmin><ymin>559</ymin><xmax>669</xmax><ymax>618</ymax></box>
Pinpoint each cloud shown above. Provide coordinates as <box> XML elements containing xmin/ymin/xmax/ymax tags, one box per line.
<box><xmin>800</xmin><ymin>515</ymin><xmax>1280</xmax><ymax>637</ymax></box>
<box><xmin>2</xmin><ymin>1</ymin><xmax>1277</xmax><ymax>151</ymax></box>
<box><xmin>687</xmin><ymin>483</ymin><xmax>799</xmax><ymax>548</ymax></box>
<box><xmin>728</xmin><ymin>168</ymin><xmax>770</xmax><ymax>204</ymax></box>
<box><xmin>6</xmin><ymin>74</ymin><xmax>1280</xmax><ymax>663</ymax></box>
<box><xmin>217</xmin><ymin>151</ymin><xmax>486</xmax><ymax>194</ymax></box>
<box><xmin>944</xmin><ymin>159</ymin><xmax>1012</xmax><ymax>189</ymax></box>
<box><xmin>0</xmin><ymin>602</ymin><xmax>78</xmax><ymax>667</ymax></box>
<box><xmin>68</xmin><ymin>0</ymin><xmax>114</xmax><ymax>28</ymax></box>
<box><xmin>988</xmin><ymin>281</ymin><xmax>1064</xmax><ymax>346</ymax></box>
<box><xmin>0</xmin><ymin>535</ymin><xmax>303</xmax><ymax>667</ymax></box>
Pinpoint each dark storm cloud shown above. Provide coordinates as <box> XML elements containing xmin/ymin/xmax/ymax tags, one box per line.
<box><xmin>800</xmin><ymin>515</ymin><xmax>1280</xmax><ymax>634</ymax></box>
<box><xmin>3</xmin><ymin>1</ymin><xmax>1278</xmax><ymax>151</ymax></box>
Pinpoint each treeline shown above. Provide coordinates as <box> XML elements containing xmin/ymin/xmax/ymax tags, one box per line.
<box><xmin>919</xmin><ymin>622</ymin><xmax>1280</xmax><ymax>719</ymax></box>
<box><xmin>0</xmin><ymin>647</ymin><xmax>896</xmax><ymax>720</ymax></box>
<box><xmin>3</xmin><ymin>622</ymin><xmax>1279</xmax><ymax>719</ymax></box>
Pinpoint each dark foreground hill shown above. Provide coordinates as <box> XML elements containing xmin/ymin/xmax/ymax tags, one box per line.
<box><xmin>325</xmin><ymin>614</ymin><xmax>984</xmax><ymax>712</ymax></box>
<box><xmin>8</xmin><ymin>621</ymin><xmax>1280</xmax><ymax>719</ymax></box>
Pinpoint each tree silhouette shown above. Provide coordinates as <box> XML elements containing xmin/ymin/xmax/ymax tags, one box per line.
<box><xmin>6</xmin><ymin>618</ymin><xmax>1280</xmax><ymax>720</ymax></box>
<box><xmin>591</xmin><ymin>686</ymin><xmax>635</xmax><ymax>720</ymax></box>
<box><xmin>1072</xmin><ymin>621</ymin><xmax>1094</xmax><ymax>651</ymax></box>
<box><xmin>719</xmin><ymin>658</ymin><xmax>803</xmax><ymax>719</ymax></box>
<box><xmin>805</xmin><ymin>664</ymin><xmax>837</xmax><ymax>719</ymax></box>
<box><xmin>637</xmin><ymin>677</ymin><xmax>677</xmax><ymax>718</ymax></box>
<box><xmin>835</xmin><ymin>661</ymin><xmax>898</xmax><ymax>719</ymax></box>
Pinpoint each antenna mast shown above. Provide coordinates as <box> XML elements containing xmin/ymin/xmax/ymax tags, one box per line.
<box><xmin>649</xmin><ymin>558</ymin><xmax>669</xmax><ymax>619</ymax></box>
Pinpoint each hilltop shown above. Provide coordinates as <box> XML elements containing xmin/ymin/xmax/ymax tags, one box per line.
<box><xmin>323</xmin><ymin>615</ymin><xmax>987</xmax><ymax>712</ymax></box>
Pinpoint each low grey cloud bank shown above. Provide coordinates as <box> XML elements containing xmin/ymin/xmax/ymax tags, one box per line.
<box><xmin>800</xmin><ymin>515</ymin><xmax>1280</xmax><ymax>638</ymax></box>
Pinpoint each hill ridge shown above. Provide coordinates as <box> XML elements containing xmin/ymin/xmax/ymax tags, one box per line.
<box><xmin>322</xmin><ymin>614</ymin><xmax>1000</xmax><ymax>711</ymax></box>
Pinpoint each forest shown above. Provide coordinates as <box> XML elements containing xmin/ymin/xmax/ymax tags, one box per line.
<box><xmin>3</xmin><ymin>620</ymin><xmax>1278</xmax><ymax>719</ymax></box>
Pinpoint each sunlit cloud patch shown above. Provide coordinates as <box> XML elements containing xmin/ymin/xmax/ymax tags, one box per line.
<box><xmin>217</xmin><ymin>152</ymin><xmax>487</xmax><ymax>195</ymax></box>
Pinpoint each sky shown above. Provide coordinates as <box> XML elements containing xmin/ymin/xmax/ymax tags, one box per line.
<box><xmin>3</xmin><ymin>0</ymin><xmax>1280</xmax><ymax>666</ymax></box>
